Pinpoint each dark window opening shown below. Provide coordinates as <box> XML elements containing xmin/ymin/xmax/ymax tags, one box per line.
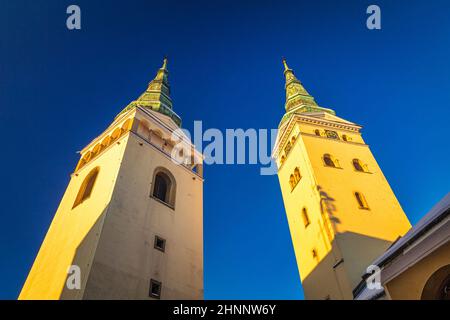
<box><xmin>312</xmin><ymin>249</ymin><xmax>319</xmax><ymax>261</ymax></box>
<box><xmin>153</xmin><ymin>173</ymin><xmax>169</xmax><ymax>202</ymax></box>
<box><xmin>154</xmin><ymin>236</ymin><xmax>166</xmax><ymax>252</ymax></box>
<box><xmin>323</xmin><ymin>154</ymin><xmax>336</xmax><ymax>167</ymax></box>
<box><xmin>151</xmin><ymin>169</ymin><xmax>176</xmax><ymax>208</ymax></box>
<box><xmin>325</xmin><ymin>130</ymin><xmax>339</xmax><ymax>140</ymax></box>
<box><xmin>284</xmin><ymin>142</ymin><xmax>292</xmax><ymax>155</ymax></box>
<box><xmin>149</xmin><ymin>279</ymin><xmax>162</xmax><ymax>299</ymax></box>
<box><xmin>302</xmin><ymin>208</ymin><xmax>310</xmax><ymax>227</ymax></box>
<box><xmin>355</xmin><ymin>192</ymin><xmax>369</xmax><ymax>209</ymax></box>
<box><xmin>353</xmin><ymin>159</ymin><xmax>364</xmax><ymax>172</ymax></box>
<box><xmin>289</xmin><ymin>174</ymin><xmax>296</xmax><ymax>191</ymax></box>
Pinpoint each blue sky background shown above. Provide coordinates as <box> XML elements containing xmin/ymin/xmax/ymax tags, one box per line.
<box><xmin>1</xmin><ymin>0</ymin><xmax>449</xmax><ymax>299</ymax></box>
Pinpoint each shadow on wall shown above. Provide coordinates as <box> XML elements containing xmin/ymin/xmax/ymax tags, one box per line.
<box><xmin>301</xmin><ymin>231</ymin><xmax>392</xmax><ymax>300</ymax></box>
<box><xmin>299</xmin><ymin>186</ymin><xmax>394</xmax><ymax>299</ymax></box>
<box><xmin>60</xmin><ymin>208</ymin><xmax>108</xmax><ymax>300</ymax></box>
<box><xmin>317</xmin><ymin>185</ymin><xmax>340</xmax><ymax>238</ymax></box>
<box><xmin>61</xmin><ymin>204</ymin><xmax>152</xmax><ymax>300</ymax></box>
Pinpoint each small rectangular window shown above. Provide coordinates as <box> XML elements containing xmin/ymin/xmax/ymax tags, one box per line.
<box><xmin>149</xmin><ymin>279</ymin><xmax>162</xmax><ymax>299</ymax></box>
<box><xmin>154</xmin><ymin>236</ymin><xmax>166</xmax><ymax>252</ymax></box>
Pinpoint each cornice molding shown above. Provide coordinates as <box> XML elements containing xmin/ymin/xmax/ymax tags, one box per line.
<box><xmin>273</xmin><ymin>113</ymin><xmax>363</xmax><ymax>158</ymax></box>
<box><xmin>80</xmin><ymin>108</ymin><xmax>137</xmax><ymax>154</ymax></box>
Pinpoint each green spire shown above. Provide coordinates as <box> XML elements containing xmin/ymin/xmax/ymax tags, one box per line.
<box><xmin>279</xmin><ymin>58</ymin><xmax>335</xmax><ymax>126</ymax></box>
<box><xmin>117</xmin><ymin>58</ymin><xmax>181</xmax><ymax>126</ymax></box>
<box><xmin>282</xmin><ymin>57</ymin><xmax>318</xmax><ymax>111</ymax></box>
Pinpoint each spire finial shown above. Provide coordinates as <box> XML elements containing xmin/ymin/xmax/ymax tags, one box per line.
<box><xmin>161</xmin><ymin>56</ymin><xmax>168</xmax><ymax>70</ymax></box>
<box><xmin>278</xmin><ymin>59</ymin><xmax>336</xmax><ymax>125</ymax></box>
<box><xmin>282</xmin><ymin>57</ymin><xmax>290</xmax><ymax>72</ymax></box>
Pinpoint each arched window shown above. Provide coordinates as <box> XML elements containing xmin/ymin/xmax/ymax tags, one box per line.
<box><xmin>84</xmin><ymin>151</ymin><xmax>93</xmax><ymax>162</ymax></box>
<box><xmin>294</xmin><ymin>167</ymin><xmax>301</xmax><ymax>183</ymax></box>
<box><xmin>119</xmin><ymin>127</ymin><xmax>126</xmax><ymax>138</ymax></box>
<box><xmin>152</xmin><ymin>129</ymin><xmax>163</xmax><ymax>138</ymax></box>
<box><xmin>289</xmin><ymin>174</ymin><xmax>296</xmax><ymax>191</ymax></box>
<box><xmin>421</xmin><ymin>265</ymin><xmax>450</xmax><ymax>300</ymax></box>
<box><xmin>99</xmin><ymin>143</ymin><xmax>106</xmax><ymax>153</ymax></box>
<box><xmin>77</xmin><ymin>152</ymin><xmax>92</xmax><ymax>171</ymax></box>
<box><xmin>92</xmin><ymin>144</ymin><xmax>102</xmax><ymax>157</ymax></box>
<box><xmin>342</xmin><ymin>134</ymin><xmax>348</xmax><ymax>141</ymax></box>
<box><xmin>323</xmin><ymin>154</ymin><xmax>337</xmax><ymax>167</ymax></box>
<box><xmin>151</xmin><ymin>168</ymin><xmax>176</xmax><ymax>207</ymax></box>
<box><xmin>280</xmin><ymin>155</ymin><xmax>286</xmax><ymax>165</ymax></box>
<box><xmin>314</xmin><ymin>129</ymin><xmax>321</xmax><ymax>136</ymax></box>
<box><xmin>150</xmin><ymin>129</ymin><xmax>165</xmax><ymax>148</ymax></box>
<box><xmin>121</xmin><ymin>118</ymin><xmax>133</xmax><ymax>132</ymax></box>
<box><xmin>354</xmin><ymin>192</ymin><xmax>369</xmax><ymax>209</ymax></box>
<box><xmin>153</xmin><ymin>174</ymin><xmax>168</xmax><ymax>201</ymax></box>
<box><xmin>302</xmin><ymin>207</ymin><xmax>310</xmax><ymax>227</ymax></box>
<box><xmin>110</xmin><ymin>127</ymin><xmax>122</xmax><ymax>144</ymax></box>
<box><xmin>73</xmin><ymin>167</ymin><xmax>100</xmax><ymax>208</ymax></box>
<box><xmin>291</xmin><ymin>136</ymin><xmax>296</xmax><ymax>144</ymax></box>
<box><xmin>102</xmin><ymin>136</ymin><xmax>111</xmax><ymax>148</ymax></box>
<box><xmin>353</xmin><ymin>159</ymin><xmax>365</xmax><ymax>172</ymax></box>
<box><xmin>284</xmin><ymin>141</ymin><xmax>292</xmax><ymax>155</ymax></box>
<box><xmin>138</xmin><ymin>120</ymin><xmax>150</xmax><ymax>136</ymax></box>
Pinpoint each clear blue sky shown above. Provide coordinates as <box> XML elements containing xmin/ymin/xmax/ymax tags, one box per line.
<box><xmin>1</xmin><ymin>0</ymin><xmax>449</xmax><ymax>299</ymax></box>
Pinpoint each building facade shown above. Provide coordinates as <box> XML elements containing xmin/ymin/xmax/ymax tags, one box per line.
<box><xmin>355</xmin><ymin>193</ymin><xmax>450</xmax><ymax>300</ymax></box>
<box><xmin>274</xmin><ymin>59</ymin><xmax>411</xmax><ymax>300</ymax></box>
<box><xmin>20</xmin><ymin>59</ymin><xmax>204</xmax><ymax>300</ymax></box>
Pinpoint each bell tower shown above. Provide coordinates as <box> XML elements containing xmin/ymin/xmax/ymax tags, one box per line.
<box><xmin>20</xmin><ymin>59</ymin><xmax>204</xmax><ymax>300</ymax></box>
<box><xmin>274</xmin><ymin>59</ymin><xmax>411</xmax><ymax>300</ymax></box>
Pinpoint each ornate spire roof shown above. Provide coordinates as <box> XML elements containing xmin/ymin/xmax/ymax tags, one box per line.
<box><xmin>117</xmin><ymin>58</ymin><xmax>181</xmax><ymax>126</ymax></box>
<box><xmin>283</xmin><ymin>57</ymin><xmax>318</xmax><ymax>111</ymax></box>
<box><xmin>280</xmin><ymin>58</ymin><xmax>335</xmax><ymax>126</ymax></box>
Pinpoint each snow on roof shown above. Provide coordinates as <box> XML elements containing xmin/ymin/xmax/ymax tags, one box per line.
<box><xmin>355</xmin><ymin>192</ymin><xmax>450</xmax><ymax>299</ymax></box>
<box><xmin>354</xmin><ymin>286</ymin><xmax>385</xmax><ymax>300</ymax></box>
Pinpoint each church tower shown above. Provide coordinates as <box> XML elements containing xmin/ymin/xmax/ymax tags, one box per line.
<box><xmin>274</xmin><ymin>59</ymin><xmax>411</xmax><ymax>300</ymax></box>
<box><xmin>20</xmin><ymin>59</ymin><xmax>204</xmax><ymax>300</ymax></box>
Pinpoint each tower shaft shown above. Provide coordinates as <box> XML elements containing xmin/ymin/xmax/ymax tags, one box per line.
<box><xmin>20</xmin><ymin>60</ymin><xmax>204</xmax><ymax>300</ymax></box>
<box><xmin>275</xmin><ymin>60</ymin><xmax>411</xmax><ymax>299</ymax></box>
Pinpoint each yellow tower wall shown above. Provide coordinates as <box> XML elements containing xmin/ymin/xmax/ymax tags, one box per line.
<box><xmin>277</xmin><ymin>115</ymin><xmax>411</xmax><ymax>299</ymax></box>
<box><xmin>278</xmin><ymin>124</ymin><xmax>352</xmax><ymax>299</ymax></box>
<box><xmin>20</xmin><ymin>107</ymin><xmax>204</xmax><ymax>300</ymax></box>
<box><xmin>81</xmin><ymin>119</ymin><xmax>204</xmax><ymax>299</ymax></box>
<box><xmin>19</xmin><ymin>123</ymin><xmax>130</xmax><ymax>299</ymax></box>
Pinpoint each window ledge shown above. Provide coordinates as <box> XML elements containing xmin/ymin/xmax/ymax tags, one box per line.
<box><xmin>290</xmin><ymin>179</ymin><xmax>302</xmax><ymax>193</ymax></box>
<box><xmin>150</xmin><ymin>195</ymin><xmax>175</xmax><ymax>210</ymax></box>
<box><xmin>72</xmin><ymin>194</ymin><xmax>93</xmax><ymax>210</ymax></box>
<box><xmin>324</xmin><ymin>165</ymin><xmax>343</xmax><ymax>169</ymax></box>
